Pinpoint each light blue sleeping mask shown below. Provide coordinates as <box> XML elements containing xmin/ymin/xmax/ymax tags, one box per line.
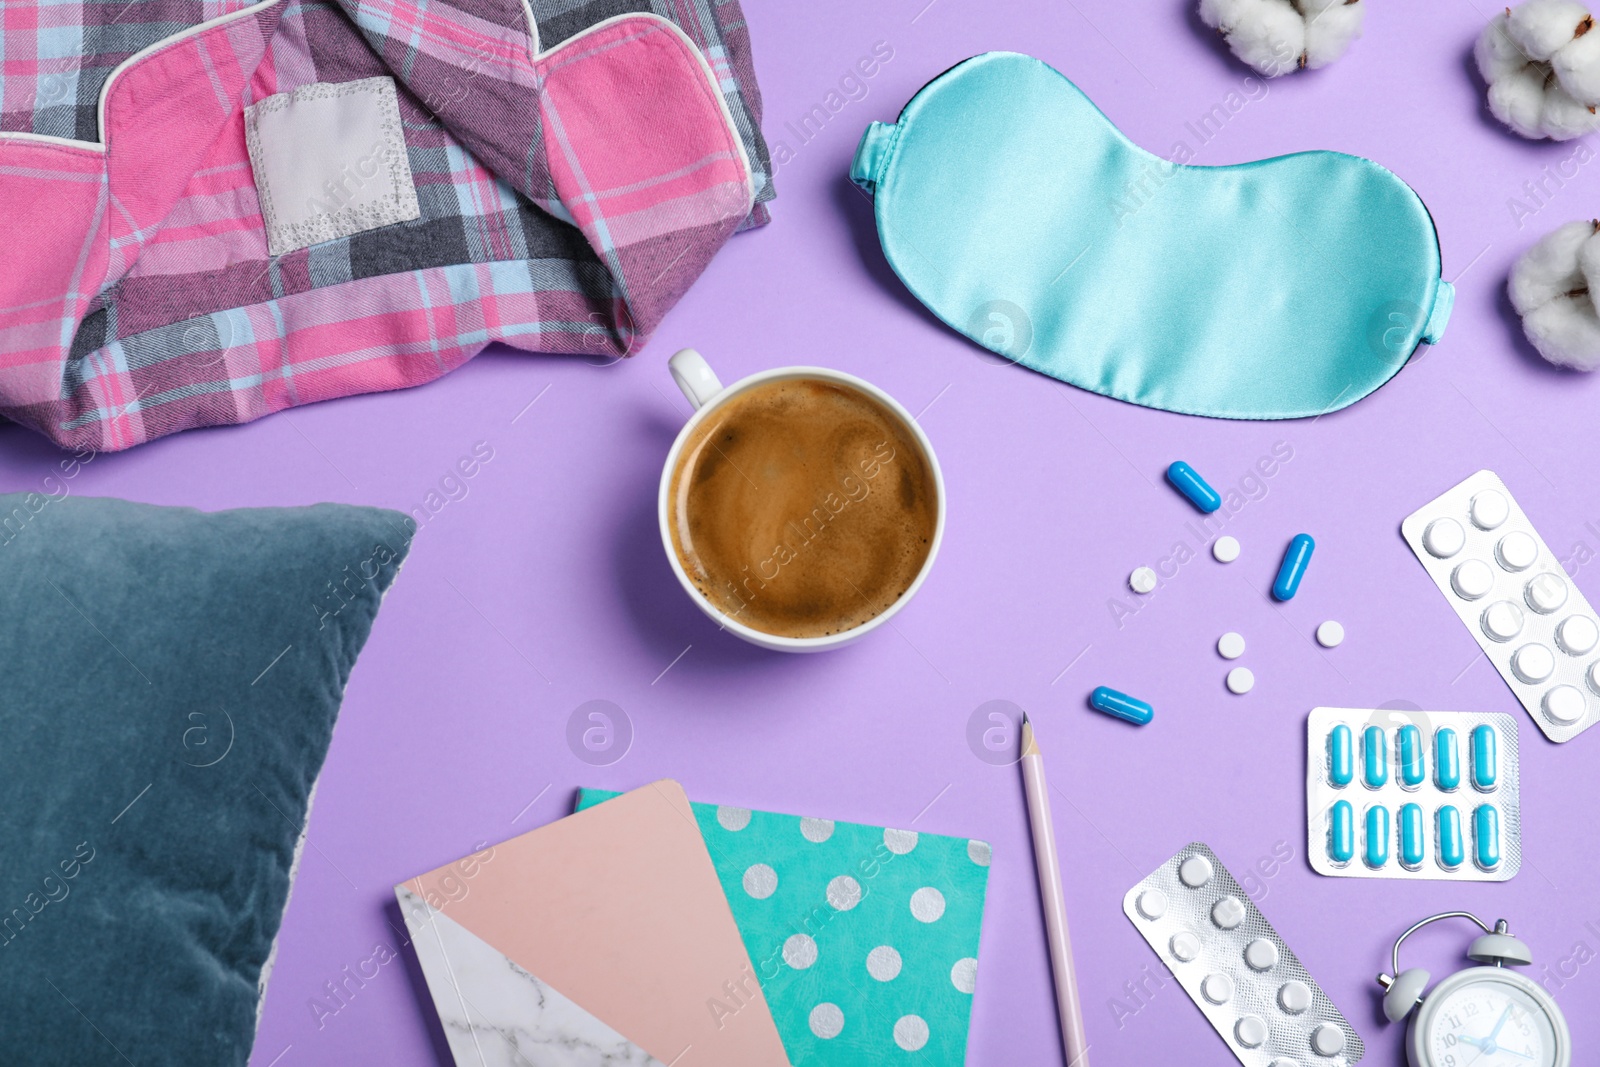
<box><xmin>850</xmin><ymin>52</ymin><xmax>1453</xmax><ymax>420</ymax></box>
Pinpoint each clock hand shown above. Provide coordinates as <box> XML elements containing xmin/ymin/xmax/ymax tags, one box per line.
<box><xmin>1487</xmin><ymin>1002</ymin><xmax>1515</xmax><ymax>1042</ymax></box>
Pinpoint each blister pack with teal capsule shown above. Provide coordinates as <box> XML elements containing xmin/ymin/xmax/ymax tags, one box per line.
<box><xmin>1305</xmin><ymin>707</ymin><xmax>1522</xmax><ymax>884</ymax></box>
<box><xmin>850</xmin><ymin>52</ymin><xmax>1453</xmax><ymax>420</ymax></box>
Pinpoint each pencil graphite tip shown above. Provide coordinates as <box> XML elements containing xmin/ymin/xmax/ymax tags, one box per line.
<box><xmin>1021</xmin><ymin>714</ymin><xmax>1040</xmax><ymax>758</ymax></box>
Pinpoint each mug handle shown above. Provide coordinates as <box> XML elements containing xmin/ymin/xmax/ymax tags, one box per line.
<box><xmin>669</xmin><ymin>348</ymin><xmax>724</xmax><ymax>411</ymax></box>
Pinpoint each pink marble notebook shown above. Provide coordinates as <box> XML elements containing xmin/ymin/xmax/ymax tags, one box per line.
<box><xmin>396</xmin><ymin>779</ymin><xmax>790</xmax><ymax>1067</ymax></box>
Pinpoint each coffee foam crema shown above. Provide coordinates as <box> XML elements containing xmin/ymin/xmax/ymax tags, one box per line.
<box><xmin>668</xmin><ymin>377</ymin><xmax>938</xmax><ymax>639</ymax></box>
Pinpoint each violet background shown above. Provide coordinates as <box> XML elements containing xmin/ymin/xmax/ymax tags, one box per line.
<box><xmin>4</xmin><ymin>0</ymin><xmax>1599</xmax><ymax>1063</ymax></box>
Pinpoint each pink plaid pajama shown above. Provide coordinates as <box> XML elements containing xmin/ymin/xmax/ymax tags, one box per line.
<box><xmin>0</xmin><ymin>0</ymin><xmax>772</xmax><ymax>449</ymax></box>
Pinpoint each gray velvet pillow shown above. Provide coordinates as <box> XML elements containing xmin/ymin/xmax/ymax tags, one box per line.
<box><xmin>0</xmin><ymin>493</ymin><xmax>413</xmax><ymax>1066</ymax></box>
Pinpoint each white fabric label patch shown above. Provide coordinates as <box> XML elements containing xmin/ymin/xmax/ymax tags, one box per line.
<box><xmin>244</xmin><ymin>76</ymin><xmax>420</xmax><ymax>256</ymax></box>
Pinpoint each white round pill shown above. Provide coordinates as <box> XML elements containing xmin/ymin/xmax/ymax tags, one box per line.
<box><xmin>1424</xmin><ymin>518</ymin><xmax>1466</xmax><ymax>558</ymax></box>
<box><xmin>1179</xmin><ymin>854</ymin><xmax>1214</xmax><ymax>888</ymax></box>
<box><xmin>1226</xmin><ymin>667</ymin><xmax>1255</xmax><ymax>695</ymax></box>
<box><xmin>1558</xmin><ymin>615</ymin><xmax>1599</xmax><ymax>656</ymax></box>
<box><xmin>1136</xmin><ymin>889</ymin><xmax>1167</xmax><ymax>920</ymax></box>
<box><xmin>1471</xmin><ymin>490</ymin><xmax>1510</xmax><ymax>530</ymax></box>
<box><xmin>1169</xmin><ymin>931</ymin><xmax>1201</xmax><ymax>962</ymax></box>
<box><xmin>1129</xmin><ymin>566</ymin><xmax>1158</xmax><ymax>594</ymax></box>
<box><xmin>1482</xmin><ymin>600</ymin><xmax>1525</xmax><ymax>643</ymax></box>
<box><xmin>1315</xmin><ymin>620</ymin><xmax>1344</xmax><ymax>648</ymax></box>
<box><xmin>1270</xmin><ymin>1060</ymin><xmax>1303</xmax><ymax>1067</ymax></box>
<box><xmin>1544</xmin><ymin>685</ymin><xmax>1586</xmax><ymax>725</ymax></box>
<box><xmin>1512</xmin><ymin>643</ymin><xmax>1555</xmax><ymax>684</ymax></box>
<box><xmin>1244</xmin><ymin>938</ymin><xmax>1279</xmax><ymax>972</ymax></box>
<box><xmin>1278</xmin><ymin>979</ymin><xmax>1313</xmax><ymax>1014</ymax></box>
<box><xmin>1526</xmin><ymin>572</ymin><xmax>1568</xmax><ymax>614</ymax></box>
<box><xmin>1218</xmin><ymin>632</ymin><xmax>1246</xmax><ymax>660</ymax></box>
<box><xmin>1590</xmin><ymin>661</ymin><xmax>1600</xmax><ymax>696</ymax></box>
<box><xmin>1235</xmin><ymin>1015</ymin><xmax>1269</xmax><ymax>1049</ymax></box>
<box><xmin>1451</xmin><ymin>559</ymin><xmax>1495</xmax><ymax>600</ymax></box>
<box><xmin>1212</xmin><ymin>895</ymin><xmax>1246</xmax><ymax>930</ymax></box>
<box><xmin>1311</xmin><ymin>1022</ymin><xmax>1347</xmax><ymax>1056</ymax></box>
<box><xmin>1212</xmin><ymin>536</ymin><xmax>1240</xmax><ymax>563</ymax></box>
<box><xmin>1201</xmin><ymin>972</ymin><xmax>1234</xmax><ymax>1005</ymax></box>
<box><xmin>1497</xmin><ymin>531</ymin><xmax>1538</xmax><ymax>572</ymax></box>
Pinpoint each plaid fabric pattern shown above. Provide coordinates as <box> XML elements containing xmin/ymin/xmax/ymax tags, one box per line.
<box><xmin>0</xmin><ymin>0</ymin><xmax>771</xmax><ymax>450</ymax></box>
<box><xmin>1</xmin><ymin>0</ymin><xmax>262</xmax><ymax>141</ymax></box>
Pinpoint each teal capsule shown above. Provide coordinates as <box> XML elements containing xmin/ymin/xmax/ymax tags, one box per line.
<box><xmin>1400</xmin><ymin>803</ymin><xmax>1425</xmax><ymax>868</ymax></box>
<box><xmin>1435</xmin><ymin>728</ymin><xmax>1461</xmax><ymax>791</ymax></box>
<box><xmin>1166</xmin><ymin>461</ymin><xmax>1222</xmax><ymax>513</ymax></box>
<box><xmin>1089</xmin><ymin>686</ymin><xmax>1154</xmax><ymax>726</ymax></box>
<box><xmin>1471</xmin><ymin>725</ymin><xmax>1498</xmax><ymax>790</ymax></box>
<box><xmin>1328</xmin><ymin>724</ymin><xmax>1353</xmax><ymax>787</ymax></box>
<box><xmin>1363</xmin><ymin>726</ymin><xmax>1388</xmax><ymax>788</ymax></box>
<box><xmin>1438</xmin><ymin>806</ymin><xmax>1464</xmax><ymax>869</ymax></box>
<box><xmin>1474</xmin><ymin>805</ymin><xmax>1501</xmax><ymax>869</ymax></box>
<box><xmin>1272</xmin><ymin>534</ymin><xmax>1315</xmax><ymax>601</ymax></box>
<box><xmin>1398</xmin><ymin>724</ymin><xmax>1425</xmax><ymax>788</ymax></box>
<box><xmin>1329</xmin><ymin>799</ymin><xmax>1354</xmax><ymax>863</ymax></box>
<box><xmin>1365</xmin><ymin>804</ymin><xmax>1390</xmax><ymax>868</ymax></box>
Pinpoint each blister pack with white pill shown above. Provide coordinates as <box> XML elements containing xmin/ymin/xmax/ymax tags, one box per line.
<box><xmin>1403</xmin><ymin>470</ymin><xmax>1600</xmax><ymax>742</ymax></box>
<box><xmin>1305</xmin><ymin>708</ymin><xmax>1521</xmax><ymax>882</ymax></box>
<box><xmin>1123</xmin><ymin>842</ymin><xmax>1364</xmax><ymax>1067</ymax></box>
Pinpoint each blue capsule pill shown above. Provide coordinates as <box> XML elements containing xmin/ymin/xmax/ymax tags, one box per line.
<box><xmin>1435</xmin><ymin>728</ymin><xmax>1461</xmax><ymax>791</ymax></box>
<box><xmin>1438</xmin><ymin>806</ymin><xmax>1464</xmax><ymax>869</ymax></box>
<box><xmin>1398</xmin><ymin>725</ymin><xmax>1425</xmax><ymax>788</ymax></box>
<box><xmin>1474</xmin><ymin>804</ymin><xmax>1501</xmax><ymax>869</ymax></box>
<box><xmin>1329</xmin><ymin>799</ymin><xmax>1354</xmax><ymax>863</ymax></box>
<box><xmin>1272</xmin><ymin>534</ymin><xmax>1315</xmax><ymax>601</ymax></box>
<box><xmin>1363</xmin><ymin>726</ymin><xmax>1388</xmax><ymax>788</ymax></box>
<box><xmin>1471</xmin><ymin>725</ymin><xmax>1498</xmax><ymax>790</ymax></box>
<box><xmin>1166</xmin><ymin>462</ymin><xmax>1222</xmax><ymax>514</ymax></box>
<box><xmin>1089</xmin><ymin>686</ymin><xmax>1153</xmax><ymax>726</ymax></box>
<box><xmin>1400</xmin><ymin>803</ymin><xmax>1425</xmax><ymax>868</ymax></box>
<box><xmin>1328</xmin><ymin>724</ymin><xmax>1353</xmax><ymax>787</ymax></box>
<box><xmin>1365</xmin><ymin>805</ymin><xmax>1390</xmax><ymax>868</ymax></box>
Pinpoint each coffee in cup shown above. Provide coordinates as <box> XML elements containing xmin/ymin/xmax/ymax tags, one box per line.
<box><xmin>666</xmin><ymin>374</ymin><xmax>939</xmax><ymax>640</ymax></box>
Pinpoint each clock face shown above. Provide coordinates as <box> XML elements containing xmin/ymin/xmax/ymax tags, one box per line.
<box><xmin>1423</xmin><ymin>974</ymin><xmax>1560</xmax><ymax>1067</ymax></box>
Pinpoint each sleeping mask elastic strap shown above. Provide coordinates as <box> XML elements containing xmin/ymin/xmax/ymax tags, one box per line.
<box><xmin>851</xmin><ymin>52</ymin><xmax>1452</xmax><ymax>420</ymax></box>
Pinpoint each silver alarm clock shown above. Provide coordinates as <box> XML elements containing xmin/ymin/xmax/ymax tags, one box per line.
<box><xmin>1378</xmin><ymin>911</ymin><xmax>1571</xmax><ymax>1067</ymax></box>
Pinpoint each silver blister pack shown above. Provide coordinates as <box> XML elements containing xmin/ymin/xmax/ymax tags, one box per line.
<box><xmin>1123</xmin><ymin>842</ymin><xmax>1364</xmax><ymax>1067</ymax></box>
<box><xmin>1305</xmin><ymin>708</ymin><xmax>1521</xmax><ymax>882</ymax></box>
<box><xmin>1402</xmin><ymin>469</ymin><xmax>1600</xmax><ymax>742</ymax></box>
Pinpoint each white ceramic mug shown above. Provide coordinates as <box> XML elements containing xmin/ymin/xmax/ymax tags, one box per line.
<box><xmin>658</xmin><ymin>348</ymin><xmax>946</xmax><ymax>652</ymax></box>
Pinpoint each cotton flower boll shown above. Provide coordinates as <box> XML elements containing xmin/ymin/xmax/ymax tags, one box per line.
<box><xmin>1480</xmin><ymin>3</ymin><xmax>1600</xmax><ymax>139</ymax></box>
<box><xmin>1200</xmin><ymin>0</ymin><xmax>1308</xmax><ymax>77</ymax></box>
<box><xmin>1488</xmin><ymin>65</ymin><xmax>1556</xmax><ymax>137</ymax></box>
<box><xmin>1522</xmin><ymin>294</ymin><xmax>1600</xmax><ymax>368</ymax></box>
<box><xmin>1509</xmin><ymin>220</ymin><xmax>1600</xmax><ymax>369</ymax></box>
<box><xmin>1198</xmin><ymin>0</ymin><xmax>1261</xmax><ymax>24</ymax></box>
<box><xmin>1509</xmin><ymin>219</ymin><xmax>1595</xmax><ymax>314</ymax></box>
<box><xmin>1196</xmin><ymin>0</ymin><xmax>1367</xmax><ymax>75</ymax></box>
<box><xmin>1541</xmin><ymin>81</ymin><xmax>1600</xmax><ymax>137</ymax></box>
<box><xmin>1477</xmin><ymin>12</ymin><xmax>1536</xmax><ymax>81</ymax></box>
<box><xmin>1576</xmin><ymin>226</ymin><xmax>1600</xmax><ymax>290</ymax></box>
<box><xmin>1552</xmin><ymin>28</ymin><xmax>1600</xmax><ymax>100</ymax></box>
<box><xmin>1303</xmin><ymin>3</ymin><xmax>1365</xmax><ymax>69</ymax></box>
<box><xmin>1506</xmin><ymin>0</ymin><xmax>1594</xmax><ymax>61</ymax></box>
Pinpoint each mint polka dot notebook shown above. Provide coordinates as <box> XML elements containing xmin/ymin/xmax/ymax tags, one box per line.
<box><xmin>576</xmin><ymin>789</ymin><xmax>991</xmax><ymax>1065</ymax></box>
